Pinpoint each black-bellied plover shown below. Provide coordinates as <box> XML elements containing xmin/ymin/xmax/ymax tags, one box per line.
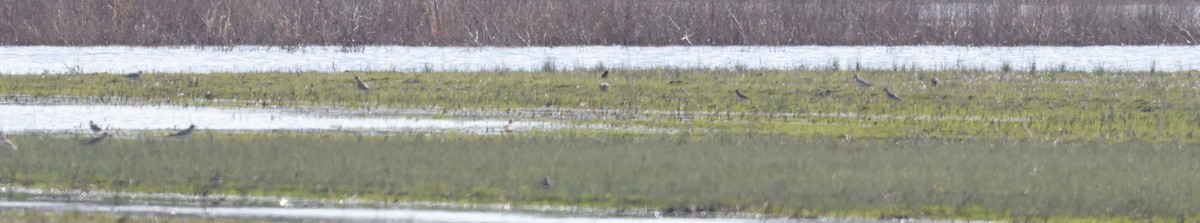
<box><xmin>354</xmin><ymin>75</ymin><xmax>371</xmax><ymax>92</ymax></box>
<box><xmin>89</xmin><ymin>121</ymin><xmax>103</xmax><ymax>133</ymax></box>
<box><xmin>599</xmin><ymin>83</ymin><xmax>611</xmax><ymax>92</ymax></box>
<box><xmin>209</xmin><ymin>171</ymin><xmax>223</xmax><ymax>189</ymax></box>
<box><xmin>541</xmin><ymin>176</ymin><xmax>553</xmax><ymax>189</ymax></box>
<box><xmin>854</xmin><ymin>75</ymin><xmax>873</xmax><ymax>89</ymax></box>
<box><xmin>84</xmin><ymin>133</ymin><xmax>111</xmax><ymax>146</ymax></box>
<box><xmin>1</xmin><ymin>133</ymin><xmax>17</xmax><ymax>151</ymax></box>
<box><xmin>600</xmin><ymin>70</ymin><xmax>609</xmax><ymax>79</ymax></box>
<box><xmin>168</xmin><ymin>124</ymin><xmax>197</xmax><ymax>139</ymax></box>
<box><xmin>735</xmin><ymin>90</ymin><xmax>751</xmax><ymax>101</ymax></box>
<box><xmin>884</xmin><ymin>88</ymin><xmax>903</xmax><ymax>101</ymax></box>
<box><xmin>125</xmin><ymin>71</ymin><xmax>143</xmax><ymax>80</ymax></box>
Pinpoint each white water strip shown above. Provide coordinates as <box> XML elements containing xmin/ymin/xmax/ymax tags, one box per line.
<box><xmin>2</xmin><ymin>46</ymin><xmax>1197</xmax><ymax>74</ymax></box>
<box><xmin>0</xmin><ymin>104</ymin><xmax>556</xmax><ymax>134</ymax></box>
<box><xmin>0</xmin><ymin>201</ymin><xmax>776</xmax><ymax>223</ymax></box>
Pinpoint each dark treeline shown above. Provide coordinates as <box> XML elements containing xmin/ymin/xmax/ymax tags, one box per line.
<box><xmin>1</xmin><ymin>0</ymin><xmax>1197</xmax><ymax>46</ymax></box>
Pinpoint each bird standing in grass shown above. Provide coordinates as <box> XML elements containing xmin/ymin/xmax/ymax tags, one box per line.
<box><xmin>600</xmin><ymin>70</ymin><xmax>609</xmax><ymax>79</ymax></box>
<box><xmin>355</xmin><ymin>75</ymin><xmax>372</xmax><ymax>112</ymax></box>
<box><xmin>168</xmin><ymin>124</ymin><xmax>197</xmax><ymax>139</ymax></box>
<box><xmin>209</xmin><ymin>171</ymin><xmax>222</xmax><ymax>189</ymax></box>
<box><xmin>599</xmin><ymin>83</ymin><xmax>611</xmax><ymax>92</ymax></box>
<box><xmin>84</xmin><ymin>133</ymin><xmax>111</xmax><ymax>146</ymax></box>
<box><xmin>884</xmin><ymin>88</ymin><xmax>903</xmax><ymax>101</ymax></box>
<box><xmin>354</xmin><ymin>75</ymin><xmax>371</xmax><ymax>92</ymax></box>
<box><xmin>89</xmin><ymin>121</ymin><xmax>103</xmax><ymax>133</ymax></box>
<box><xmin>125</xmin><ymin>71</ymin><xmax>143</xmax><ymax>81</ymax></box>
<box><xmin>541</xmin><ymin>176</ymin><xmax>553</xmax><ymax>189</ymax></box>
<box><xmin>854</xmin><ymin>75</ymin><xmax>873</xmax><ymax>89</ymax></box>
<box><xmin>930</xmin><ymin>77</ymin><xmax>939</xmax><ymax>86</ymax></box>
<box><xmin>735</xmin><ymin>90</ymin><xmax>751</xmax><ymax>101</ymax></box>
<box><xmin>1</xmin><ymin>133</ymin><xmax>17</xmax><ymax>151</ymax></box>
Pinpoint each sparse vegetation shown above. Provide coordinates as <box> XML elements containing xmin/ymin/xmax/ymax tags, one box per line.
<box><xmin>0</xmin><ymin>131</ymin><xmax>1198</xmax><ymax>222</ymax></box>
<box><xmin>1</xmin><ymin>68</ymin><xmax>1198</xmax><ymax>143</ymax></box>
<box><xmin>1</xmin><ymin>0</ymin><xmax>1197</xmax><ymax>46</ymax></box>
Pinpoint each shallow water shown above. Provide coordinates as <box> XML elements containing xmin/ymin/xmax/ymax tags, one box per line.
<box><xmin>2</xmin><ymin>46</ymin><xmax>1197</xmax><ymax>74</ymax></box>
<box><xmin>0</xmin><ymin>185</ymin><xmax>977</xmax><ymax>223</ymax></box>
<box><xmin>2</xmin><ymin>201</ymin><xmax>787</xmax><ymax>223</ymax></box>
<box><xmin>0</xmin><ymin>104</ymin><xmax>562</xmax><ymax>134</ymax></box>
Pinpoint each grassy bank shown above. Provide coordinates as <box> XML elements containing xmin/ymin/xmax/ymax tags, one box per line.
<box><xmin>0</xmin><ymin>210</ymin><xmax>257</xmax><ymax>223</ymax></box>
<box><xmin>2</xmin><ymin>0</ymin><xmax>1197</xmax><ymax>46</ymax></box>
<box><xmin>2</xmin><ymin>69</ymin><xmax>1198</xmax><ymax>143</ymax></box>
<box><xmin>0</xmin><ymin>131</ymin><xmax>1197</xmax><ymax>221</ymax></box>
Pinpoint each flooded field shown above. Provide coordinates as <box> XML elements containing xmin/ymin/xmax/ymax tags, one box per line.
<box><xmin>3</xmin><ymin>45</ymin><xmax>1199</xmax><ymax>74</ymax></box>
<box><xmin>0</xmin><ymin>104</ymin><xmax>578</xmax><ymax>135</ymax></box>
<box><xmin>0</xmin><ymin>186</ymin><xmax>936</xmax><ymax>223</ymax></box>
<box><xmin>3</xmin><ymin>44</ymin><xmax>1199</xmax><ymax>222</ymax></box>
<box><xmin>0</xmin><ymin>201</ymin><xmax>783</xmax><ymax>223</ymax></box>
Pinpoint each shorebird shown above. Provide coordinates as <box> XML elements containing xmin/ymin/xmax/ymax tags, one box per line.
<box><xmin>505</xmin><ymin>120</ymin><xmax>515</xmax><ymax>132</ymax></box>
<box><xmin>541</xmin><ymin>176</ymin><xmax>553</xmax><ymax>189</ymax></box>
<box><xmin>168</xmin><ymin>124</ymin><xmax>197</xmax><ymax>139</ymax></box>
<box><xmin>354</xmin><ymin>75</ymin><xmax>371</xmax><ymax>92</ymax></box>
<box><xmin>854</xmin><ymin>75</ymin><xmax>873</xmax><ymax>89</ymax></box>
<box><xmin>884</xmin><ymin>88</ymin><xmax>903</xmax><ymax>101</ymax></box>
<box><xmin>1</xmin><ymin>133</ymin><xmax>17</xmax><ymax>151</ymax></box>
<box><xmin>930</xmin><ymin>77</ymin><xmax>939</xmax><ymax>86</ymax></box>
<box><xmin>125</xmin><ymin>71</ymin><xmax>143</xmax><ymax>80</ymax></box>
<box><xmin>600</xmin><ymin>70</ymin><xmax>609</xmax><ymax>79</ymax></box>
<box><xmin>209</xmin><ymin>171</ymin><xmax>223</xmax><ymax>189</ymax></box>
<box><xmin>89</xmin><ymin>121</ymin><xmax>103</xmax><ymax>133</ymax></box>
<box><xmin>599</xmin><ymin>83</ymin><xmax>611</xmax><ymax>92</ymax></box>
<box><xmin>84</xmin><ymin>133</ymin><xmax>111</xmax><ymax>146</ymax></box>
<box><xmin>735</xmin><ymin>90</ymin><xmax>751</xmax><ymax>101</ymax></box>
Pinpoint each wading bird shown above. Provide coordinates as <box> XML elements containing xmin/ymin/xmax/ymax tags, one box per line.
<box><xmin>541</xmin><ymin>176</ymin><xmax>553</xmax><ymax>189</ymax></box>
<box><xmin>168</xmin><ymin>124</ymin><xmax>197</xmax><ymax>139</ymax></box>
<box><xmin>84</xmin><ymin>133</ymin><xmax>111</xmax><ymax>146</ymax></box>
<box><xmin>599</xmin><ymin>83</ymin><xmax>611</xmax><ymax>92</ymax></box>
<box><xmin>884</xmin><ymin>88</ymin><xmax>903</xmax><ymax>101</ymax></box>
<box><xmin>125</xmin><ymin>71</ymin><xmax>143</xmax><ymax>80</ymax></box>
<box><xmin>854</xmin><ymin>75</ymin><xmax>873</xmax><ymax>89</ymax></box>
<box><xmin>600</xmin><ymin>70</ymin><xmax>609</xmax><ymax>79</ymax></box>
<box><xmin>354</xmin><ymin>76</ymin><xmax>371</xmax><ymax>92</ymax></box>
<box><xmin>209</xmin><ymin>171</ymin><xmax>222</xmax><ymax>189</ymax></box>
<box><xmin>89</xmin><ymin>121</ymin><xmax>103</xmax><ymax>133</ymax></box>
<box><xmin>735</xmin><ymin>90</ymin><xmax>751</xmax><ymax>101</ymax></box>
<box><xmin>1</xmin><ymin>133</ymin><xmax>17</xmax><ymax>151</ymax></box>
<box><xmin>930</xmin><ymin>77</ymin><xmax>939</xmax><ymax>86</ymax></box>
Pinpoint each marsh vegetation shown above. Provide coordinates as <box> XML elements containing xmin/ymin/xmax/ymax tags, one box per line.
<box><xmin>1</xmin><ymin>132</ymin><xmax>1197</xmax><ymax>222</ymax></box>
<box><xmin>2</xmin><ymin>69</ymin><xmax>1197</xmax><ymax>143</ymax></box>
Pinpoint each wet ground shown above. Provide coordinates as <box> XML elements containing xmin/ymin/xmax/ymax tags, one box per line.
<box><xmin>0</xmin><ymin>186</ymin><xmax>987</xmax><ymax>223</ymax></box>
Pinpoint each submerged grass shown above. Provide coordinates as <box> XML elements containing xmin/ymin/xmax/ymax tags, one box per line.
<box><xmin>2</xmin><ymin>69</ymin><xmax>1199</xmax><ymax>143</ymax></box>
<box><xmin>0</xmin><ymin>131</ymin><xmax>1198</xmax><ymax>221</ymax></box>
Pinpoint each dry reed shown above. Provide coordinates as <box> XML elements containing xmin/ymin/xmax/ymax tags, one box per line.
<box><xmin>0</xmin><ymin>0</ymin><xmax>1196</xmax><ymax>46</ymax></box>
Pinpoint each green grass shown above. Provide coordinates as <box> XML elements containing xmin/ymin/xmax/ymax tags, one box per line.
<box><xmin>3</xmin><ymin>68</ymin><xmax>1200</xmax><ymax>221</ymax></box>
<box><xmin>2</xmin><ymin>69</ymin><xmax>1198</xmax><ymax>143</ymax></box>
<box><xmin>1</xmin><ymin>131</ymin><xmax>1198</xmax><ymax>221</ymax></box>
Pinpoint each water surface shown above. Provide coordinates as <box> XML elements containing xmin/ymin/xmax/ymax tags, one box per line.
<box><xmin>0</xmin><ymin>104</ymin><xmax>560</xmax><ymax>134</ymax></box>
<box><xmin>2</xmin><ymin>46</ymin><xmax>1197</xmax><ymax>74</ymax></box>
